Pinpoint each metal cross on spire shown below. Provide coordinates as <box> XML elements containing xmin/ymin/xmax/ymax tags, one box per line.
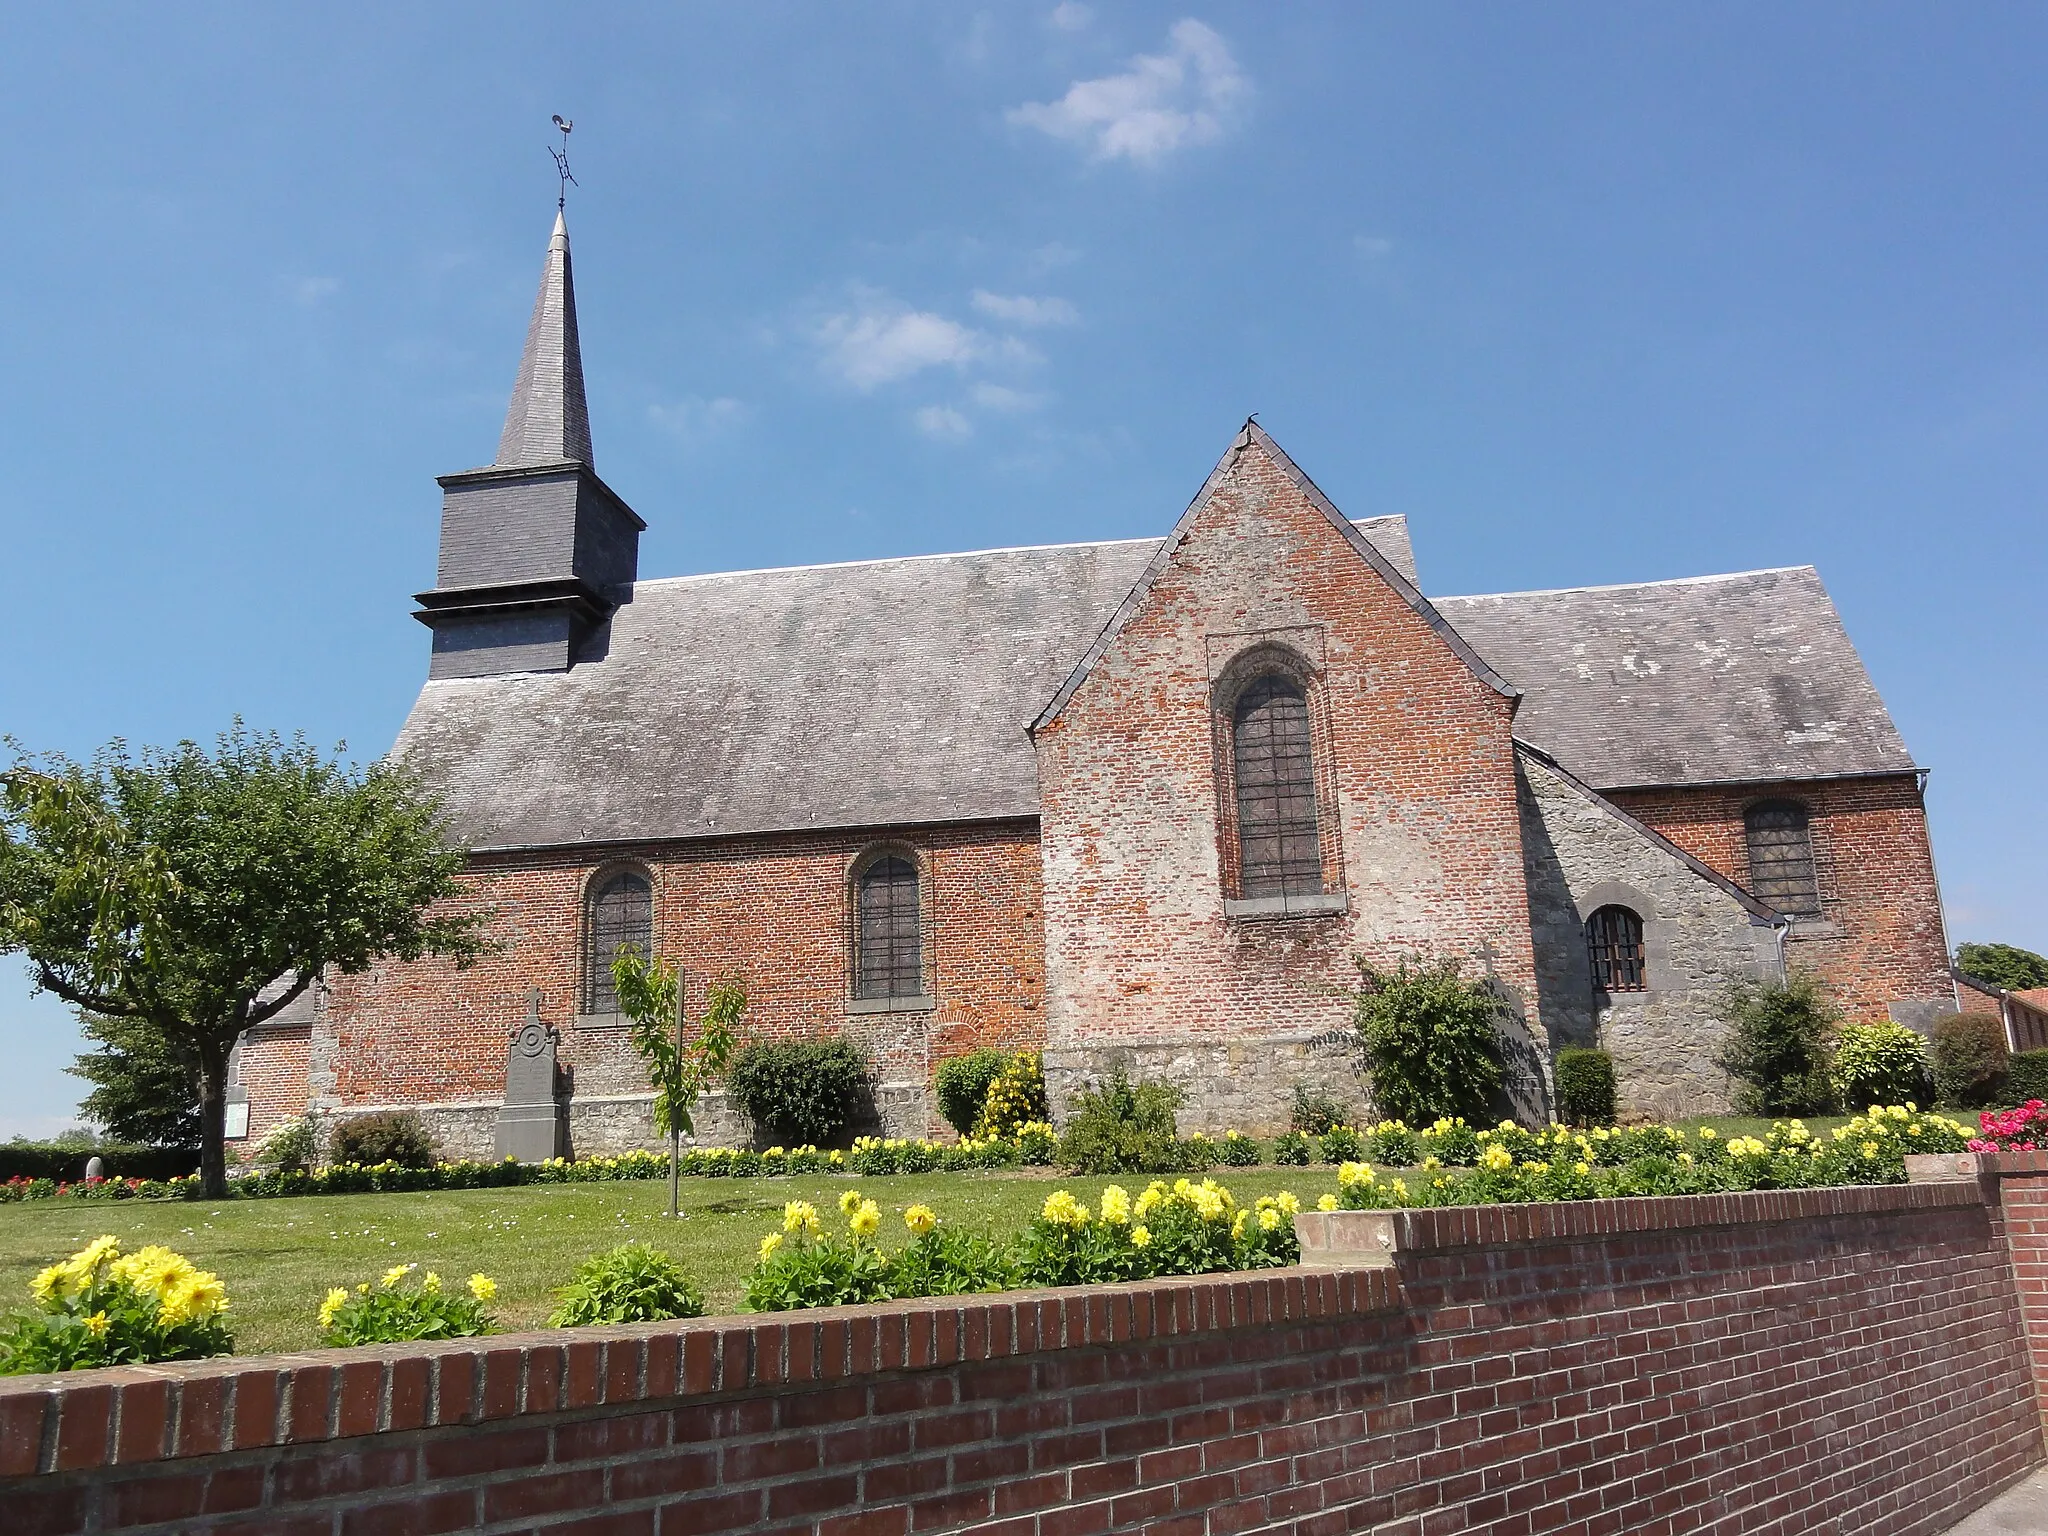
<box><xmin>549</xmin><ymin>115</ymin><xmax>578</xmax><ymax>210</ymax></box>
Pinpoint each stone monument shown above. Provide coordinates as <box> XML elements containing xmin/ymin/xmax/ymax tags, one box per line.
<box><xmin>494</xmin><ymin>989</ymin><xmax>565</xmax><ymax>1161</ymax></box>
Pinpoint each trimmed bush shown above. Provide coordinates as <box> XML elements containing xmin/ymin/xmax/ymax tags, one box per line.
<box><xmin>328</xmin><ymin>1110</ymin><xmax>438</xmax><ymax>1170</ymax></box>
<box><xmin>1931</xmin><ymin>1013</ymin><xmax>2009</xmax><ymax>1109</ymax></box>
<box><xmin>0</xmin><ymin>1140</ymin><xmax>198</xmax><ymax>1184</ymax></box>
<box><xmin>1554</xmin><ymin>1048</ymin><xmax>1617</xmax><ymax>1126</ymax></box>
<box><xmin>2008</xmin><ymin>1051</ymin><xmax>2048</xmax><ymax>1107</ymax></box>
<box><xmin>934</xmin><ymin>1049</ymin><xmax>1006</xmax><ymax>1137</ymax></box>
<box><xmin>1830</xmin><ymin>1020</ymin><xmax>1932</xmax><ymax>1111</ymax></box>
<box><xmin>254</xmin><ymin>1118</ymin><xmax>317</xmax><ymax>1174</ymax></box>
<box><xmin>1354</xmin><ymin>956</ymin><xmax>1505</xmax><ymax>1125</ymax></box>
<box><xmin>548</xmin><ymin>1243</ymin><xmax>704</xmax><ymax>1327</ymax></box>
<box><xmin>727</xmin><ymin>1036</ymin><xmax>873</xmax><ymax>1148</ymax></box>
<box><xmin>1058</xmin><ymin>1065</ymin><xmax>1187</xmax><ymax>1174</ymax></box>
<box><xmin>1716</xmin><ymin>974</ymin><xmax>1839</xmax><ymax>1116</ymax></box>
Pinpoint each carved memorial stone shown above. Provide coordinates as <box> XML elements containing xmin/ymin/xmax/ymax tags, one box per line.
<box><xmin>495</xmin><ymin>989</ymin><xmax>565</xmax><ymax>1161</ymax></box>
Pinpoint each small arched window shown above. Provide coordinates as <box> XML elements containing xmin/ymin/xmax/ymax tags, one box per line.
<box><xmin>585</xmin><ymin>871</ymin><xmax>652</xmax><ymax>1014</ymax></box>
<box><xmin>1745</xmin><ymin>801</ymin><xmax>1820</xmax><ymax>917</ymax></box>
<box><xmin>855</xmin><ymin>856</ymin><xmax>923</xmax><ymax>1000</ymax></box>
<box><xmin>1586</xmin><ymin>905</ymin><xmax>1647</xmax><ymax>993</ymax></box>
<box><xmin>1233</xmin><ymin>674</ymin><xmax>1322</xmax><ymax>899</ymax></box>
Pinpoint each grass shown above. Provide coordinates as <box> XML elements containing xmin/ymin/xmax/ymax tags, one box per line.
<box><xmin>0</xmin><ymin>1168</ymin><xmax>1339</xmax><ymax>1357</ymax></box>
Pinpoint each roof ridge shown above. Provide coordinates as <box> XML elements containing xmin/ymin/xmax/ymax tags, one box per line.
<box><xmin>625</xmin><ymin>533</ymin><xmax>1165</xmax><ymax>589</ymax></box>
<box><xmin>1440</xmin><ymin>566</ymin><xmax>1818</xmax><ymax>603</ymax></box>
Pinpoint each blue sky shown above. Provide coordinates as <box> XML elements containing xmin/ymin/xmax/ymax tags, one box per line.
<box><xmin>2</xmin><ymin>4</ymin><xmax>2043</xmax><ymax>1137</ymax></box>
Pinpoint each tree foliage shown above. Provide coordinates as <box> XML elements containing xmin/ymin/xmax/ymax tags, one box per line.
<box><xmin>610</xmin><ymin>948</ymin><xmax>744</xmax><ymax>1139</ymax></box>
<box><xmin>0</xmin><ymin>727</ymin><xmax>488</xmax><ymax>1195</ymax></box>
<box><xmin>69</xmin><ymin>1013</ymin><xmax>202</xmax><ymax>1149</ymax></box>
<box><xmin>1353</xmin><ymin>955</ymin><xmax>1505</xmax><ymax>1125</ymax></box>
<box><xmin>1715</xmin><ymin>973</ymin><xmax>1839</xmax><ymax>1115</ymax></box>
<box><xmin>1956</xmin><ymin>942</ymin><xmax>2048</xmax><ymax>994</ymax></box>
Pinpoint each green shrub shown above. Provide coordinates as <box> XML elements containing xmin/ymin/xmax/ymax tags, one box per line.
<box><xmin>0</xmin><ymin>1139</ymin><xmax>198</xmax><ymax>1183</ymax></box>
<box><xmin>1236</xmin><ymin>1192</ymin><xmax>1304</xmax><ymax>1269</ymax></box>
<box><xmin>1318</xmin><ymin>1125</ymin><xmax>1363</xmax><ymax>1163</ymax></box>
<box><xmin>1271</xmin><ymin>1130</ymin><xmax>1313</xmax><ymax>1165</ymax></box>
<box><xmin>727</xmin><ymin>1036</ymin><xmax>872</xmax><ymax>1147</ymax></box>
<box><xmin>0</xmin><ymin>1237</ymin><xmax>231</xmax><ymax>1374</ymax></box>
<box><xmin>1289</xmin><ymin>1086</ymin><xmax>1348</xmax><ymax>1136</ymax></box>
<box><xmin>1361</xmin><ymin>1121</ymin><xmax>1420</xmax><ymax>1165</ymax></box>
<box><xmin>1354</xmin><ymin>956</ymin><xmax>1506</xmax><ymax>1125</ymax></box>
<box><xmin>935</xmin><ymin>1049</ymin><xmax>1006</xmax><ymax>1137</ymax></box>
<box><xmin>318</xmin><ymin>1265</ymin><xmax>495</xmax><ymax>1345</ymax></box>
<box><xmin>254</xmin><ymin>1118</ymin><xmax>317</xmax><ymax>1174</ymax></box>
<box><xmin>2007</xmin><ymin>1051</ymin><xmax>2048</xmax><ymax>1106</ymax></box>
<box><xmin>328</xmin><ymin>1110</ymin><xmax>438</xmax><ymax>1170</ymax></box>
<box><xmin>1931</xmin><ymin>1013</ymin><xmax>2009</xmax><ymax>1109</ymax></box>
<box><xmin>1716</xmin><ymin>975</ymin><xmax>1839</xmax><ymax>1116</ymax></box>
<box><xmin>1830</xmin><ymin>1020</ymin><xmax>1932</xmax><ymax>1111</ymax></box>
<box><xmin>745</xmin><ymin>1195</ymin><xmax>892</xmax><ymax>1311</ymax></box>
<box><xmin>974</xmin><ymin>1051</ymin><xmax>1049</xmax><ymax>1138</ymax></box>
<box><xmin>1057</xmin><ymin>1065</ymin><xmax>1187</xmax><ymax>1174</ymax></box>
<box><xmin>888</xmin><ymin>1205</ymin><xmax>1015</xmax><ymax>1297</ymax></box>
<box><xmin>548</xmin><ymin>1244</ymin><xmax>705</xmax><ymax>1327</ymax></box>
<box><xmin>1215</xmin><ymin>1130</ymin><xmax>1263</xmax><ymax>1166</ymax></box>
<box><xmin>1553</xmin><ymin>1049</ymin><xmax>1617</xmax><ymax>1126</ymax></box>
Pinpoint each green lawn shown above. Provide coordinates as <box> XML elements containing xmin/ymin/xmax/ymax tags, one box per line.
<box><xmin>0</xmin><ymin>1169</ymin><xmax>1340</xmax><ymax>1357</ymax></box>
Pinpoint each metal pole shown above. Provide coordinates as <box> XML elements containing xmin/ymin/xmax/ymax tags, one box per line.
<box><xmin>669</xmin><ymin>971</ymin><xmax>683</xmax><ymax>1220</ymax></box>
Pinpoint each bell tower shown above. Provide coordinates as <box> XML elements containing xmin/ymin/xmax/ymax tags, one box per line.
<box><xmin>413</xmin><ymin>209</ymin><xmax>644</xmax><ymax>678</ymax></box>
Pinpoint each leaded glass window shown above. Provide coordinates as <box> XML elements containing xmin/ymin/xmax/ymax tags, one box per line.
<box><xmin>855</xmin><ymin>856</ymin><xmax>922</xmax><ymax>1000</ymax></box>
<box><xmin>1233</xmin><ymin>675</ymin><xmax>1322</xmax><ymax>899</ymax></box>
<box><xmin>586</xmin><ymin>871</ymin><xmax>651</xmax><ymax>1014</ymax></box>
<box><xmin>1745</xmin><ymin>801</ymin><xmax>1821</xmax><ymax>917</ymax></box>
<box><xmin>1586</xmin><ymin>905</ymin><xmax>1647</xmax><ymax>993</ymax></box>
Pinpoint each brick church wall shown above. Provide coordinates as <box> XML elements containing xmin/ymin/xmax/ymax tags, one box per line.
<box><xmin>1034</xmin><ymin>436</ymin><xmax>1540</xmax><ymax>1133</ymax></box>
<box><xmin>239</xmin><ymin>821</ymin><xmax>1046</xmax><ymax>1157</ymax></box>
<box><xmin>1606</xmin><ymin>774</ymin><xmax>1953</xmax><ymax>1026</ymax></box>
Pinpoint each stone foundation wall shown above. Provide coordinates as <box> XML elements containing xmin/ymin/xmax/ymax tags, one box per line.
<box><xmin>1045</xmin><ymin>1034</ymin><xmax>1372</xmax><ymax>1135</ymax></box>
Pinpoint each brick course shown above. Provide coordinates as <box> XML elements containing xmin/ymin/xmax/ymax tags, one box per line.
<box><xmin>5</xmin><ymin>1181</ymin><xmax>2040</xmax><ymax>1534</ymax></box>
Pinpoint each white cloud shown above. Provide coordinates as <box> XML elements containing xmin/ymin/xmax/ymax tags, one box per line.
<box><xmin>1353</xmin><ymin>236</ymin><xmax>1393</xmax><ymax>259</ymax></box>
<box><xmin>971</xmin><ymin>290</ymin><xmax>1080</xmax><ymax>327</ymax></box>
<box><xmin>1026</xmin><ymin>241</ymin><xmax>1083</xmax><ymax>274</ymax></box>
<box><xmin>292</xmin><ymin>276</ymin><xmax>340</xmax><ymax>304</ymax></box>
<box><xmin>648</xmin><ymin>395</ymin><xmax>750</xmax><ymax>444</ymax></box>
<box><xmin>970</xmin><ymin>382</ymin><xmax>1047</xmax><ymax>413</ymax></box>
<box><xmin>814</xmin><ymin>295</ymin><xmax>986</xmax><ymax>389</ymax></box>
<box><xmin>1049</xmin><ymin>2</ymin><xmax>1092</xmax><ymax>30</ymax></box>
<box><xmin>1008</xmin><ymin>19</ymin><xmax>1248</xmax><ymax>165</ymax></box>
<box><xmin>913</xmin><ymin>405</ymin><xmax>974</xmax><ymax>439</ymax></box>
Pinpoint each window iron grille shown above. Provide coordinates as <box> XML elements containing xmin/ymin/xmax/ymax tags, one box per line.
<box><xmin>586</xmin><ymin>872</ymin><xmax>652</xmax><ymax>1014</ymax></box>
<box><xmin>1586</xmin><ymin>905</ymin><xmax>1647</xmax><ymax>993</ymax></box>
<box><xmin>1233</xmin><ymin>675</ymin><xmax>1322</xmax><ymax>899</ymax></box>
<box><xmin>1744</xmin><ymin>801</ymin><xmax>1821</xmax><ymax>917</ymax></box>
<box><xmin>855</xmin><ymin>856</ymin><xmax>922</xmax><ymax>999</ymax></box>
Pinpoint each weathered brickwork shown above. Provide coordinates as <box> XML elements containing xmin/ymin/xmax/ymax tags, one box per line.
<box><xmin>1606</xmin><ymin>773</ymin><xmax>1952</xmax><ymax>1024</ymax></box>
<box><xmin>1517</xmin><ymin>752</ymin><xmax>1782</xmax><ymax>1117</ymax></box>
<box><xmin>239</xmin><ymin>822</ymin><xmax>1046</xmax><ymax>1153</ymax></box>
<box><xmin>232</xmin><ymin>1026</ymin><xmax>311</xmax><ymax>1148</ymax></box>
<box><xmin>1035</xmin><ymin>434</ymin><xmax>1539</xmax><ymax>1133</ymax></box>
<box><xmin>3</xmin><ymin>1181</ymin><xmax>2039</xmax><ymax>1535</ymax></box>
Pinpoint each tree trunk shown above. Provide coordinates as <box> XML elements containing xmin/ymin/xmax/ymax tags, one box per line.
<box><xmin>669</xmin><ymin>1128</ymin><xmax>681</xmax><ymax>1219</ymax></box>
<box><xmin>196</xmin><ymin>1037</ymin><xmax>231</xmax><ymax>1199</ymax></box>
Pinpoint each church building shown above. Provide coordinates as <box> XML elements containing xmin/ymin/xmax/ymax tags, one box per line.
<box><xmin>234</xmin><ymin>213</ymin><xmax>1956</xmax><ymax>1155</ymax></box>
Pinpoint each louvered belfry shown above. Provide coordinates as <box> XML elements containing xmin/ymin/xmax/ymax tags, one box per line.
<box><xmin>413</xmin><ymin>210</ymin><xmax>645</xmax><ymax>679</ymax></box>
<box><xmin>1232</xmin><ymin>676</ymin><xmax>1323</xmax><ymax>899</ymax></box>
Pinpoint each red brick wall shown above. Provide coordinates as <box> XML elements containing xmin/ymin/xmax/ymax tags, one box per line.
<box><xmin>234</xmin><ymin>1026</ymin><xmax>310</xmax><ymax>1149</ymax></box>
<box><xmin>241</xmin><ymin>821</ymin><xmax>1046</xmax><ymax>1140</ymax></box>
<box><xmin>1035</xmin><ymin>434</ymin><xmax>1539</xmax><ymax>1067</ymax></box>
<box><xmin>2</xmin><ymin>1181</ymin><xmax>2038</xmax><ymax>1536</ymax></box>
<box><xmin>1607</xmin><ymin>774</ymin><xmax>1952</xmax><ymax>1019</ymax></box>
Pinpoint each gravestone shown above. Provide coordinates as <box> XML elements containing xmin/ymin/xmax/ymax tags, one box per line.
<box><xmin>494</xmin><ymin>989</ymin><xmax>565</xmax><ymax>1161</ymax></box>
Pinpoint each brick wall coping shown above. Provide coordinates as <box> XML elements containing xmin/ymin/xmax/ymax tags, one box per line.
<box><xmin>0</xmin><ymin>1265</ymin><xmax>1402</xmax><ymax>1481</ymax></box>
<box><xmin>1296</xmin><ymin>1178</ymin><xmax>1987</xmax><ymax>1264</ymax></box>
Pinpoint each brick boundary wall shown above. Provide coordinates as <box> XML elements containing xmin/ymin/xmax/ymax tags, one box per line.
<box><xmin>2</xmin><ymin>1179</ymin><xmax>2043</xmax><ymax>1536</ymax></box>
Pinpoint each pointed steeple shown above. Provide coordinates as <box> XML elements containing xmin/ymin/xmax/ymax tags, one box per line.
<box><xmin>496</xmin><ymin>210</ymin><xmax>594</xmax><ymax>468</ymax></box>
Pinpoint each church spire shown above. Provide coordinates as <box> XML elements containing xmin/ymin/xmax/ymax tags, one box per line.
<box><xmin>495</xmin><ymin>209</ymin><xmax>594</xmax><ymax>469</ymax></box>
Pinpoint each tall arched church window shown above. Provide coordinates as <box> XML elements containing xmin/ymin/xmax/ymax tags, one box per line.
<box><xmin>1586</xmin><ymin>905</ymin><xmax>1647</xmax><ymax>993</ymax></box>
<box><xmin>1233</xmin><ymin>675</ymin><xmax>1322</xmax><ymax>899</ymax></box>
<box><xmin>855</xmin><ymin>856</ymin><xmax>922</xmax><ymax>1000</ymax></box>
<box><xmin>1744</xmin><ymin>801</ymin><xmax>1821</xmax><ymax>917</ymax></box>
<box><xmin>586</xmin><ymin>871</ymin><xmax>652</xmax><ymax>1014</ymax></box>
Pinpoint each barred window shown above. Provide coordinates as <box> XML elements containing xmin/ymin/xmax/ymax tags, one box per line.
<box><xmin>1586</xmin><ymin>905</ymin><xmax>1647</xmax><ymax>993</ymax></box>
<box><xmin>1233</xmin><ymin>674</ymin><xmax>1322</xmax><ymax>899</ymax></box>
<box><xmin>1745</xmin><ymin>801</ymin><xmax>1821</xmax><ymax>917</ymax></box>
<box><xmin>585</xmin><ymin>871</ymin><xmax>651</xmax><ymax>1014</ymax></box>
<box><xmin>855</xmin><ymin>856</ymin><xmax>922</xmax><ymax>1000</ymax></box>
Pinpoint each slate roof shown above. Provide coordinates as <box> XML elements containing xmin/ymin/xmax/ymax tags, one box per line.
<box><xmin>494</xmin><ymin>211</ymin><xmax>594</xmax><ymax>470</ymax></box>
<box><xmin>1435</xmin><ymin>567</ymin><xmax>1916</xmax><ymax>790</ymax></box>
<box><xmin>395</xmin><ymin>524</ymin><xmax>1916</xmax><ymax>850</ymax></box>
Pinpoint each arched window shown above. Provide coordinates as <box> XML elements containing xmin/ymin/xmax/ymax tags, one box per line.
<box><xmin>585</xmin><ymin>871</ymin><xmax>651</xmax><ymax>1014</ymax></box>
<box><xmin>1586</xmin><ymin>905</ymin><xmax>1647</xmax><ymax>993</ymax></box>
<box><xmin>855</xmin><ymin>855</ymin><xmax>922</xmax><ymax>1000</ymax></box>
<box><xmin>1233</xmin><ymin>674</ymin><xmax>1322</xmax><ymax>899</ymax></box>
<box><xmin>1745</xmin><ymin>801</ymin><xmax>1820</xmax><ymax>917</ymax></box>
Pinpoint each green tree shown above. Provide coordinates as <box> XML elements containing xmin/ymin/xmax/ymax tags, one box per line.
<box><xmin>610</xmin><ymin>946</ymin><xmax>744</xmax><ymax>1216</ymax></box>
<box><xmin>0</xmin><ymin>728</ymin><xmax>489</xmax><ymax>1197</ymax></box>
<box><xmin>1353</xmin><ymin>955</ymin><xmax>1506</xmax><ymax>1125</ymax></box>
<box><xmin>1956</xmin><ymin>942</ymin><xmax>2048</xmax><ymax>994</ymax></box>
<box><xmin>69</xmin><ymin>1013</ymin><xmax>202</xmax><ymax>1149</ymax></box>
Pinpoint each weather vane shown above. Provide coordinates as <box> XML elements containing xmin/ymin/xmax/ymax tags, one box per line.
<box><xmin>549</xmin><ymin>115</ymin><xmax>578</xmax><ymax>210</ymax></box>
